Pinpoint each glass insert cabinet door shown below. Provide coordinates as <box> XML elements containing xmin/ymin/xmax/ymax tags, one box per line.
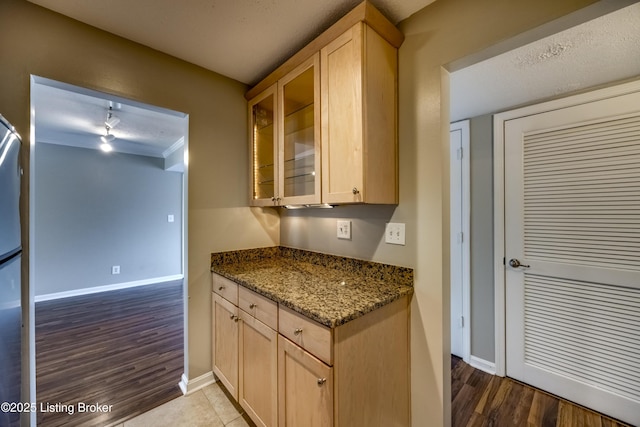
<box><xmin>249</xmin><ymin>84</ymin><xmax>277</xmax><ymax>206</ymax></box>
<box><xmin>278</xmin><ymin>53</ymin><xmax>321</xmax><ymax>205</ymax></box>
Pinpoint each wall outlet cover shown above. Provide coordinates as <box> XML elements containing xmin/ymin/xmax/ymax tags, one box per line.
<box><xmin>385</xmin><ymin>223</ymin><xmax>406</xmax><ymax>245</ymax></box>
<box><xmin>111</xmin><ymin>265</ymin><xmax>121</xmax><ymax>275</ymax></box>
<box><xmin>337</xmin><ymin>220</ymin><xmax>352</xmax><ymax>240</ymax></box>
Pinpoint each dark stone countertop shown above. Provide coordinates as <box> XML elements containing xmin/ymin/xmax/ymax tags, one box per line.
<box><xmin>210</xmin><ymin>247</ymin><xmax>413</xmax><ymax>328</ymax></box>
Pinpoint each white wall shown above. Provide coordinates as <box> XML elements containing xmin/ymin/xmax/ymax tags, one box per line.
<box><xmin>469</xmin><ymin>115</ymin><xmax>495</xmax><ymax>362</ymax></box>
<box><xmin>34</xmin><ymin>143</ymin><xmax>183</xmax><ymax>297</ymax></box>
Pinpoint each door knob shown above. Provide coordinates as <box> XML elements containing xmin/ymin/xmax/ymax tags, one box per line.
<box><xmin>509</xmin><ymin>258</ymin><xmax>530</xmax><ymax>268</ymax></box>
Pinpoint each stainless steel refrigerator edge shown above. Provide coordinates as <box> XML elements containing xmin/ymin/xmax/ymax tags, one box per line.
<box><xmin>0</xmin><ymin>114</ymin><xmax>22</xmax><ymax>427</ymax></box>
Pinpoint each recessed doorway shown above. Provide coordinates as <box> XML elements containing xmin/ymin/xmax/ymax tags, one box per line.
<box><xmin>29</xmin><ymin>76</ymin><xmax>189</xmax><ymax>426</ymax></box>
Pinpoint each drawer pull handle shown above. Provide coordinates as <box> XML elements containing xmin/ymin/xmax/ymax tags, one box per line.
<box><xmin>294</xmin><ymin>328</ymin><xmax>303</xmax><ymax>336</ymax></box>
<box><xmin>218</xmin><ymin>286</ymin><xmax>225</xmax><ymax>291</ymax></box>
<box><xmin>249</xmin><ymin>303</ymin><xmax>257</xmax><ymax>309</ymax></box>
<box><xmin>317</xmin><ymin>378</ymin><xmax>326</xmax><ymax>386</ymax></box>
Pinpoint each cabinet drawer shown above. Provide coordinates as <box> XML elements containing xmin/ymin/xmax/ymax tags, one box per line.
<box><xmin>239</xmin><ymin>286</ymin><xmax>278</xmax><ymax>330</ymax></box>
<box><xmin>278</xmin><ymin>306</ymin><xmax>332</xmax><ymax>365</ymax></box>
<box><xmin>212</xmin><ymin>273</ymin><xmax>238</xmax><ymax>305</ymax></box>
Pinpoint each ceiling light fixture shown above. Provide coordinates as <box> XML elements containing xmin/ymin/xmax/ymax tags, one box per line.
<box><xmin>100</xmin><ymin>129</ymin><xmax>115</xmax><ymax>144</ymax></box>
<box><xmin>99</xmin><ymin>106</ymin><xmax>119</xmax><ymax>153</ymax></box>
<box><xmin>105</xmin><ymin>106</ymin><xmax>120</xmax><ymax>129</ymax></box>
<box><xmin>99</xmin><ymin>126</ymin><xmax>115</xmax><ymax>153</ymax></box>
<box><xmin>100</xmin><ymin>141</ymin><xmax>113</xmax><ymax>152</ymax></box>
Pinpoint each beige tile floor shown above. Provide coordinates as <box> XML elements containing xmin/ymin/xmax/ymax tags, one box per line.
<box><xmin>110</xmin><ymin>382</ymin><xmax>253</xmax><ymax>427</ymax></box>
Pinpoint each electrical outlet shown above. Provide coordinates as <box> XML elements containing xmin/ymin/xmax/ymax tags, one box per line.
<box><xmin>337</xmin><ymin>220</ymin><xmax>351</xmax><ymax>240</ymax></box>
<box><xmin>385</xmin><ymin>223</ymin><xmax>406</xmax><ymax>245</ymax></box>
<box><xmin>112</xmin><ymin>265</ymin><xmax>120</xmax><ymax>275</ymax></box>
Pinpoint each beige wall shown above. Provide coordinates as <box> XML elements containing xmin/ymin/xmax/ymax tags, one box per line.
<box><xmin>2</xmin><ymin>0</ymin><xmax>606</xmax><ymax>425</ymax></box>
<box><xmin>0</xmin><ymin>0</ymin><xmax>278</xmax><ymax>411</ymax></box>
<box><xmin>281</xmin><ymin>0</ymin><xmax>599</xmax><ymax>425</ymax></box>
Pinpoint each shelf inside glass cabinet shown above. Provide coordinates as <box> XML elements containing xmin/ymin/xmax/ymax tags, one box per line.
<box><xmin>252</xmin><ymin>94</ymin><xmax>275</xmax><ymax>200</ymax></box>
<box><xmin>282</xmin><ymin>99</ymin><xmax>315</xmax><ymax>198</ymax></box>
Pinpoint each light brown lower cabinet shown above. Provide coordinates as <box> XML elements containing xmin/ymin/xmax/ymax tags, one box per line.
<box><xmin>239</xmin><ymin>311</ymin><xmax>278</xmax><ymax>427</ymax></box>
<box><xmin>212</xmin><ymin>273</ymin><xmax>410</xmax><ymax>427</ymax></box>
<box><xmin>277</xmin><ymin>296</ymin><xmax>410</xmax><ymax>427</ymax></box>
<box><xmin>278</xmin><ymin>335</ymin><xmax>333</xmax><ymax>427</ymax></box>
<box><xmin>212</xmin><ymin>293</ymin><xmax>239</xmax><ymax>399</ymax></box>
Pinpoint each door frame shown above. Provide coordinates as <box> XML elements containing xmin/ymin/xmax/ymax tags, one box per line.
<box><xmin>492</xmin><ymin>78</ymin><xmax>640</xmax><ymax>377</ymax></box>
<box><xmin>450</xmin><ymin>120</ymin><xmax>470</xmax><ymax>363</ymax></box>
<box><xmin>28</xmin><ymin>76</ymin><xmax>190</xmax><ymax>425</ymax></box>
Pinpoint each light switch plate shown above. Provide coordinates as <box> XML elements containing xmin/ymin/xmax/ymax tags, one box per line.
<box><xmin>337</xmin><ymin>220</ymin><xmax>351</xmax><ymax>240</ymax></box>
<box><xmin>385</xmin><ymin>223</ymin><xmax>406</xmax><ymax>245</ymax></box>
<box><xmin>168</xmin><ymin>214</ymin><xmax>175</xmax><ymax>223</ymax></box>
<box><xmin>112</xmin><ymin>265</ymin><xmax>120</xmax><ymax>275</ymax></box>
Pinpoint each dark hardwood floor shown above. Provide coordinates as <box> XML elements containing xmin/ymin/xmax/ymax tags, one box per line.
<box><xmin>36</xmin><ymin>281</ymin><xmax>184</xmax><ymax>427</ymax></box>
<box><xmin>451</xmin><ymin>356</ymin><xmax>632</xmax><ymax>427</ymax></box>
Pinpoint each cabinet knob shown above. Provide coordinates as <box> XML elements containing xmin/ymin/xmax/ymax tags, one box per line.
<box><xmin>294</xmin><ymin>328</ymin><xmax>303</xmax><ymax>336</ymax></box>
<box><xmin>317</xmin><ymin>378</ymin><xmax>326</xmax><ymax>386</ymax></box>
<box><xmin>271</xmin><ymin>197</ymin><xmax>276</xmax><ymax>202</ymax></box>
<box><xmin>229</xmin><ymin>314</ymin><xmax>235</xmax><ymax>320</ymax></box>
<box><xmin>352</xmin><ymin>187</ymin><xmax>359</xmax><ymax>195</ymax></box>
<box><xmin>249</xmin><ymin>303</ymin><xmax>257</xmax><ymax>309</ymax></box>
<box><xmin>218</xmin><ymin>286</ymin><xmax>225</xmax><ymax>291</ymax></box>
<box><xmin>233</xmin><ymin>316</ymin><xmax>240</xmax><ymax>323</ymax></box>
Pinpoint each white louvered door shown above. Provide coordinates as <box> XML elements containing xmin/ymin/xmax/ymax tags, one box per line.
<box><xmin>504</xmin><ymin>88</ymin><xmax>640</xmax><ymax>426</ymax></box>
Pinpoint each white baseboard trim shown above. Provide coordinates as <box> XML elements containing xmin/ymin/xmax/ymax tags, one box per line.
<box><xmin>470</xmin><ymin>355</ymin><xmax>497</xmax><ymax>375</ymax></box>
<box><xmin>178</xmin><ymin>371</ymin><xmax>216</xmax><ymax>395</ymax></box>
<box><xmin>35</xmin><ymin>274</ymin><xmax>184</xmax><ymax>302</ymax></box>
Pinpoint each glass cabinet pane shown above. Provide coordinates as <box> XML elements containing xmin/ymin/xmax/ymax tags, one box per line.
<box><xmin>282</xmin><ymin>66</ymin><xmax>316</xmax><ymax>199</ymax></box>
<box><xmin>252</xmin><ymin>93</ymin><xmax>275</xmax><ymax>202</ymax></box>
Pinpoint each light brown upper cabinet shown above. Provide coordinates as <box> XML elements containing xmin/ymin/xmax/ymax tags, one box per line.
<box><xmin>249</xmin><ymin>84</ymin><xmax>278</xmax><ymax>206</ymax></box>
<box><xmin>321</xmin><ymin>23</ymin><xmax>397</xmax><ymax>204</ymax></box>
<box><xmin>278</xmin><ymin>54</ymin><xmax>321</xmax><ymax>205</ymax></box>
<box><xmin>247</xmin><ymin>1</ymin><xmax>403</xmax><ymax>206</ymax></box>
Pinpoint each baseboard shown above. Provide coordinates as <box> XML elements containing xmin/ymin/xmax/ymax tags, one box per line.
<box><xmin>35</xmin><ymin>274</ymin><xmax>184</xmax><ymax>302</ymax></box>
<box><xmin>470</xmin><ymin>355</ymin><xmax>497</xmax><ymax>375</ymax></box>
<box><xmin>178</xmin><ymin>371</ymin><xmax>216</xmax><ymax>395</ymax></box>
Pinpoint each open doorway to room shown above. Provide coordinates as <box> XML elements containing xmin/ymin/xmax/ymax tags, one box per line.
<box><xmin>448</xmin><ymin>2</ymin><xmax>640</xmax><ymax>425</ymax></box>
<box><xmin>29</xmin><ymin>76</ymin><xmax>189</xmax><ymax>426</ymax></box>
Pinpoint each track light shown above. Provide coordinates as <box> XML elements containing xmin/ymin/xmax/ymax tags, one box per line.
<box><xmin>105</xmin><ymin>115</ymin><xmax>120</xmax><ymax>129</ymax></box>
<box><xmin>105</xmin><ymin>106</ymin><xmax>120</xmax><ymax>129</ymax></box>
<box><xmin>99</xmin><ymin>125</ymin><xmax>115</xmax><ymax>153</ymax></box>
<box><xmin>100</xmin><ymin>133</ymin><xmax>115</xmax><ymax>143</ymax></box>
<box><xmin>98</xmin><ymin>106</ymin><xmax>120</xmax><ymax>153</ymax></box>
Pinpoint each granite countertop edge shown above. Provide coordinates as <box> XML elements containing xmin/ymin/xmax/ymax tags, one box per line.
<box><xmin>210</xmin><ymin>246</ymin><xmax>414</xmax><ymax>328</ymax></box>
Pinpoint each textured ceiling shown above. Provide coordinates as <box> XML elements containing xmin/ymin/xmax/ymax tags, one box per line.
<box><xmin>29</xmin><ymin>0</ymin><xmax>435</xmax><ymax>157</ymax></box>
<box><xmin>450</xmin><ymin>2</ymin><xmax>640</xmax><ymax>122</ymax></box>
<box><xmin>26</xmin><ymin>0</ymin><xmax>435</xmax><ymax>85</ymax></box>
<box><xmin>28</xmin><ymin>1</ymin><xmax>640</xmax><ymax>157</ymax></box>
<box><xmin>32</xmin><ymin>78</ymin><xmax>187</xmax><ymax>158</ymax></box>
